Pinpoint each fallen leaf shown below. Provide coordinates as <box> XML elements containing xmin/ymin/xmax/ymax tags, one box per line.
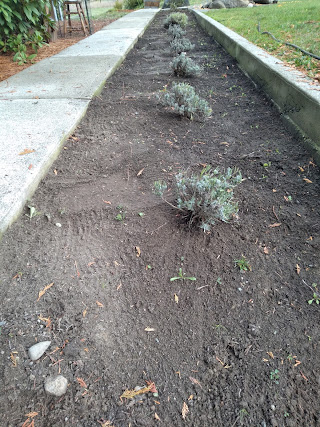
<box><xmin>145</xmin><ymin>327</ymin><xmax>155</xmax><ymax>332</ymax></box>
<box><xmin>83</xmin><ymin>309</ymin><xmax>87</xmax><ymax>318</ymax></box>
<box><xmin>38</xmin><ymin>315</ymin><xmax>51</xmax><ymax>328</ymax></box>
<box><xmin>84</xmin><ymin>348</ymin><xmax>89</xmax><ymax>352</ymax></box>
<box><xmin>135</xmin><ymin>246</ymin><xmax>141</xmax><ymax>257</ymax></box>
<box><xmin>269</xmin><ymin>223</ymin><xmax>281</xmax><ymax>228</ymax></box>
<box><xmin>154</xmin><ymin>413</ymin><xmax>160</xmax><ymax>421</ymax></box>
<box><xmin>25</xmin><ymin>412</ymin><xmax>38</xmax><ymax>418</ymax></box>
<box><xmin>189</xmin><ymin>376</ymin><xmax>203</xmax><ymax>388</ymax></box>
<box><xmin>182</xmin><ymin>402</ymin><xmax>189</xmax><ymax>420</ymax></box>
<box><xmin>70</xmin><ymin>136</ymin><xmax>79</xmax><ymax>141</ymax></box>
<box><xmin>307</xmin><ymin>236</ymin><xmax>313</xmax><ymax>241</ymax></box>
<box><xmin>220</xmin><ymin>141</ymin><xmax>229</xmax><ymax>146</ymax></box>
<box><xmin>262</xmin><ymin>358</ymin><xmax>269</xmax><ymax>362</ymax></box>
<box><xmin>263</xmin><ymin>247</ymin><xmax>269</xmax><ymax>254</ymax></box>
<box><xmin>54</xmin><ymin>169</ymin><xmax>58</xmax><ymax>175</ymax></box>
<box><xmin>10</xmin><ymin>352</ymin><xmax>18</xmax><ymax>366</ymax></box>
<box><xmin>120</xmin><ymin>381</ymin><xmax>156</xmax><ymax>401</ymax></box>
<box><xmin>300</xmin><ymin>371</ymin><xmax>308</xmax><ymax>381</ymax></box>
<box><xmin>88</xmin><ymin>261</ymin><xmax>95</xmax><ymax>267</ymax></box>
<box><xmin>272</xmin><ymin>189</ymin><xmax>277</xmax><ymax>192</ymax></box>
<box><xmin>117</xmin><ymin>282</ymin><xmax>122</xmax><ymax>290</ymax></box>
<box><xmin>37</xmin><ymin>282</ymin><xmax>54</xmax><ymax>302</ymax></box>
<box><xmin>294</xmin><ymin>360</ymin><xmax>301</xmax><ymax>367</ymax></box>
<box><xmin>303</xmin><ymin>178</ymin><xmax>312</xmax><ymax>184</ymax></box>
<box><xmin>296</xmin><ymin>264</ymin><xmax>301</xmax><ymax>275</ymax></box>
<box><xmin>298</xmin><ymin>166</ymin><xmax>305</xmax><ymax>172</ymax></box>
<box><xmin>267</xmin><ymin>351</ymin><xmax>274</xmax><ymax>359</ymax></box>
<box><xmin>19</xmin><ymin>148</ymin><xmax>35</xmax><ymax>155</ymax></box>
<box><xmin>103</xmin><ymin>200</ymin><xmax>111</xmax><ymax>205</ymax></box>
<box><xmin>174</xmin><ymin>294</ymin><xmax>179</xmax><ymax>304</ymax></box>
<box><xmin>188</xmin><ymin>395</ymin><xmax>194</xmax><ymax>401</ymax></box>
<box><xmin>137</xmin><ymin>168</ymin><xmax>145</xmax><ymax>176</ymax></box>
<box><xmin>96</xmin><ymin>301</ymin><xmax>104</xmax><ymax>307</ymax></box>
<box><xmin>77</xmin><ymin>377</ymin><xmax>87</xmax><ymax>388</ymax></box>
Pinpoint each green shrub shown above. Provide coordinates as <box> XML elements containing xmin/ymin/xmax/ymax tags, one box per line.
<box><xmin>164</xmin><ymin>12</ymin><xmax>188</xmax><ymax>28</ymax></box>
<box><xmin>159</xmin><ymin>82</ymin><xmax>211</xmax><ymax>120</ymax></box>
<box><xmin>123</xmin><ymin>0</ymin><xmax>143</xmax><ymax>9</ymax></box>
<box><xmin>171</xmin><ymin>52</ymin><xmax>201</xmax><ymax>77</ymax></box>
<box><xmin>170</xmin><ymin>37</ymin><xmax>194</xmax><ymax>54</ymax></box>
<box><xmin>167</xmin><ymin>24</ymin><xmax>186</xmax><ymax>39</ymax></box>
<box><xmin>154</xmin><ymin>165</ymin><xmax>242</xmax><ymax>231</ymax></box>
<box><xmin>114</xmin><ymin>0</ymin><xmax>123</xmax><ymax>9</ymax></box>
<box><xmin>0</xmin><ymin>0</ymin><xmax>56</xmax><ymax>64</ymax></box>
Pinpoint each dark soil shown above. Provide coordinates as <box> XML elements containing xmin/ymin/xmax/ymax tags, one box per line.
<box><xmin>1</xmin><ymin>10</ymin><xmax>320</xmax><ymax>427</ymax></box>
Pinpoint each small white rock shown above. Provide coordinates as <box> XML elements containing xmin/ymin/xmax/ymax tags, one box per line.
<box><xmin>44</xmin><ymin>375</ymin><xmax>68</xmax><ymax>397</ymax></box>
<box><xmin>28</xmin><ymin>341</ymin><xmax>51</xmax><ymax>361</ymax></box>
<box><xmin>55</xmin><ymin>223</ymin><xmax>62</xmax><ymax>227</ymax></box>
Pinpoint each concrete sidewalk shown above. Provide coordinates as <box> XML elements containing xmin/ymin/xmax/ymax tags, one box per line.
<box><xmin>0</xmin><ymin>9</ymin><xmax>159</xmax><ymax>237</ymax></box>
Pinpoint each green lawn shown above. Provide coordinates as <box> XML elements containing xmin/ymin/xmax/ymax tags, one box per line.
<box><xmin>205</xmin><ymin>0</ymin><xmax>320</xmax><ymax>78</ymax></box>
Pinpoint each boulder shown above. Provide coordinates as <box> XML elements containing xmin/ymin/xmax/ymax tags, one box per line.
<box><xmin>203</xmin><ymin>0</ymin><xmax>250</xmax><ymax>9</ymax></box>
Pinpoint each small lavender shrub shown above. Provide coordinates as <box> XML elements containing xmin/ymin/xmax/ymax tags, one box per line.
<box><xmin>164</xmin><ymin>12</ymin><xmax>188</xmax><ymax>29</ymax></box>
<box><xmin>170</xmin><ymin>37</ymin><xmax>194</xmax><ymax>54</ymax></box>
<box><xmin>175</xmin><ymin>166</ymin><xmax>242</xmax><ymax>231</ymax></box>
<box><xmin>171</xmin><ymin>52</ymin><xmax>201</xmax><ymax>77</ymax></box>
<box><xmin>167</xmin><ymin>24</ymin><xmax>186</xmax><ymax>39</ymax></box>
<box><xmin>153</xmin><ymin>166</ymin><xmax>242</xmax><ymax>231</ymax></box>
<box><xmin>159</xmin><ymin>82</ymin><xmax>211</xmax><ymax>120</ymax></box>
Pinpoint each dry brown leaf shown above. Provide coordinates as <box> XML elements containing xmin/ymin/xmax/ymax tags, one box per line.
<box><xmin>37</xmin><ymin>282</ymin><xmax>54</xmax><ymax>302</ymax></box>
<box><xmin>137</xmin><ymin>168</ymin><xmax>145</xmax><ymax>176</ymax></box>
<box><xmin>19</xmin><ymin>148</ymin><xmax>35</xmax><ymax>155</ymax></box>
<box><xmin>262</xmin><ymin>358</ymin><xmax>269</xmax><ymax>362</ymax></box>
<box><xmin>296</xmin><ymin>264</ymin><xmax>301</xmax><ymax>275</ymax></box>
<box><xmin>294</xmin><ymin>360</ymin><xmax>301</xmax><ymax>367</ymax></box>
<box><xmin>77</xmin><ymin>377</ymin><xmax>87</xmax><ymax>388</ymax></box>
<box><xmin>263</xmin><ymin>247</ymin><xmax>269</xmax><ymax>254</ymax></box>
<box><xmin>272</xmin><ymin>189</ymin><xmax>277</xmax><ymax>192</ymax></box>
<box><xmin>25</xmin><ymin>412</ymin><xmax>38</xmax><ymax>418</ymax></box>
<box><xmin>154</xmin><ymin>413</ymin><xmax>160</xmax><ymax>421</ymax></box>
<box><xmin>182</xmin><ymin>402</ymin><xmax>189</xmax><ymax>420</ymax></box>
<box><xmin>303</xmin><ymin>178</ymin><xmax>313</xmax><ymax>184</ymax></box>
<box><xmin>145</xmin><ymin>327</ymin><xmax>155</xmax><ymax>332</ymax></box>
<box><xmin>96</xmin><ymin>301</ymin><xmax>104</xmax><ymax>307</ymax></box>
<box><xmin>269</xmin><ymin>223</ymin><xmax>281</xmax><ymax>228</ymax></box>
<box><xmin>189</xmin><ymin>376</ymin><xmax>203</xmax><ymax>388</ymax></box>
<box><xmin>298</xmin><ymin>166</ymin><xmax>304</xmax><ymax>172</ymax></box>
<box><xmin>135</xmin><ymin>246</ymin><xmax>141</xmax><ymax>257</ymax></box>
<box><xmin>84</xmin><ymin>348</ymin><xmax>89</xmax><ymax>352</ymax></box>
<box><xmin>174</xmin><ymin>294</ymin><xmax>179</xmax><ymax>304</ymax></box>
<box><xmin>83</xmin><ymin>309</ymin><xmax>87</xmax><ymax>318</ymax></box>
<box><xmin>220</xmin><ymin>141</ymin><xmax>229</xmax><ymax>146</ymax></box>
<box><xmin>267</xmin><ymin>351</ymin><xmax>274</xmax><ymax>359</ymax></box>
<box><xmin>188</xmin><ymin>395</ymin><xmax>194</xmax><ymax>401</ymax></box>
<box><xmin>38</xmin><ymin>315</ymin><xmax>51</xmax><ymax>328</ymax></box>
<box><xmin>103</xmin><ymin>200</ymin><xmax>112</xmax><ymax>205</ymax></box>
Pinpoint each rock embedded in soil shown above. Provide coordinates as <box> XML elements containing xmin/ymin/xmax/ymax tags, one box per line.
<box><xmin>28</xmin><ymin>340</ymin><xmax>51</xmax><ymax>361</ymax></box>
<box><xmin>44</xmin><ymin>375</ymin><xmax>68</xmax><ymax>397</ymax></box>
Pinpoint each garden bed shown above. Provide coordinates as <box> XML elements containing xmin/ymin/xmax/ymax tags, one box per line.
<box><xmin>0</xmin><ymin>10</ymin><xmax>320</xmax><ymax>427</ymax></box>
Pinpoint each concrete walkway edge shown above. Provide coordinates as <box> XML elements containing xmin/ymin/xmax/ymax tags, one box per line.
<box><xmin>192</xmin><ymin>10</ymin><xmax>320</xmax><ymax>164</ymax></box>
<box><xmin>0</xmin><ymin>9</ymin><xmax>159</xmax><ymax>238</ymax></box>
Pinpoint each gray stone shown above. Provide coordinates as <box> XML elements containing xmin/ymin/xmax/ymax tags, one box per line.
<box><xmin>44</xmin><ymin>375</ymin><xmax>68</xmax><ymax>397</ymax></box>
<box><xmin>28</xmin><ymin>341</ymin><xmax>51</xmax><ymax>361</ymax></box>
<box><xmin>203</xmin><ymin>0</ymin><xmax>250</xmax><ymax>8</ymax></box>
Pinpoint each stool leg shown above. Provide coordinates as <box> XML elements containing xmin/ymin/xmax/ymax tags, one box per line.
<box><xmin>63</xmin><ymin>3</ymin><xmax>67</xmax><ymax>36</ymax></box>
<box><xmin>67</xmin><ymin>4</ymin><xmax>72</xmax><ymax>30</ymax></box>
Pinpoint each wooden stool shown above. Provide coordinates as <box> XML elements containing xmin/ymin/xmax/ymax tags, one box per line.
<box><xmin>63</xmin><ymin>1</ymin><xmax>89</xmax><ymax>36</ymax></box>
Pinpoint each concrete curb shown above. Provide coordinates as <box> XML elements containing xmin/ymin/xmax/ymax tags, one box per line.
<box><xmin>192</xmin><ymin>10</ymin><xmax>320</xmax><ymax>163</ymax></box>
<box><xmin>0</xmin><ymin>9</ymin><xmax>159</xmax><ymax>237</ymax></box>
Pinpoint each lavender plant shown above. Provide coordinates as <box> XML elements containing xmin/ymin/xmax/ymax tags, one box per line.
<box><xmin>170</xmin><ymin>37</ymin><xmax>194</xmax><ymax>55</ymax></box>
<box><xmin>159</xmin><ymin>82</ymin><xmax>211</xmax><ymax>120</ymax></box>
<box><xmin>171</xmin><ymin>52</ymin><xmax>201</xmax><ymax>77</ymax></box>
<box><xmin>167</xmin><ymin>24</ymin><xmax>186</xmax><ymax>39</ymax></box>
<box><xmin>154</xmin><ymin>165</ymin><xmax>242</xmax><ymax>232</ymax></box>
<box><xmin>164</xmin><ymin>12</ymin><xmax>188</xmax><ymax>29</ymax></box>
